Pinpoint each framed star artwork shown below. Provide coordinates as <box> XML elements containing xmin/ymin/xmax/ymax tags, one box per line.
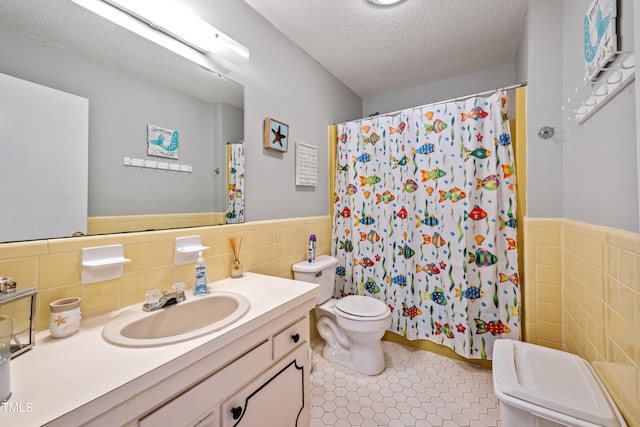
<box><xmin>263</xmin><ymin>117</ymin><xmax>289</xmax><ymax>152</ymax></box>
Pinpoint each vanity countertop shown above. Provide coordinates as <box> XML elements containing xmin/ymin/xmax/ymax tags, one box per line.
<box><xmin>0</xmin><ymin>273</ymin><xmax>319</xmax><ymax>427</ymax></box>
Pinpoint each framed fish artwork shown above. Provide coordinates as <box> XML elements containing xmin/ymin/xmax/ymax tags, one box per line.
<box><xmin>263</xmin><ymin>117</ymin><xmax>289</xmax><ymax>152</ymax></box>
<box><xmin>584</xmin><ymin>0</ymin><xmax>617</xmax><ymax>82</ymax></box>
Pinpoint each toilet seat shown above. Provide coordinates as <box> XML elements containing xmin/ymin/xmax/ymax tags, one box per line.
<box><xmin>335</xmin><ymin>295</ymin><xmax>389</xmax><ymax>321</ymax></box>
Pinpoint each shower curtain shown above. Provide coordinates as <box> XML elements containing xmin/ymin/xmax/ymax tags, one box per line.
<box><xmin>332</xmin><ymin>91</ymin><xmax>520</xmax><ymax>359</ymax></box>
<box><xmin>226</xmin><ymin>142</ymin><xmax>245</xmax><ymax>224</ymax></box>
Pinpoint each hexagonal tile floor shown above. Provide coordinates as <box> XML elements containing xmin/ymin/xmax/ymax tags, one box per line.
<box><xmin>310</xmin><ymin>340</ymin><xmax>500</xmax><ymax>426</ymax></box>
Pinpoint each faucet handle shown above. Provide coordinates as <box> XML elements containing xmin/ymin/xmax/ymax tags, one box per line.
<box><xmin>145</xmin><ymin>288</ymin><xmax>160</xmax><ymax>304</ymax></box>
<box><xmin>172</xmin><ymin>282</ymin><xmax>185</xmax><ymax>293</ymax></box>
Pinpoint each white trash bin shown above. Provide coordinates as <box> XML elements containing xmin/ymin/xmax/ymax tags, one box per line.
<box><xmin>493</xmin><ymin>340</ymin><xmax>627</xmax><ymax>427</ymax></box>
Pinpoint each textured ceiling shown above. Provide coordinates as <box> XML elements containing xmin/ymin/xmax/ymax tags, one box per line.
<box><xmin>243</xmin><ymin>0</ymin><xmax>528</xmax><ymax>98</ymax></box>
<box><xmin>0</xmin><ymin>0</ymin><xmax>244</xmax><ymax>107</ymax></box>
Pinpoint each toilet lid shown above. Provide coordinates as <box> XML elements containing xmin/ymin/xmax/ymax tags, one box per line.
<box><xmin>335</xmin><ymin>295</ymin><xmax>388</xmax><ymax>318</ymax></box>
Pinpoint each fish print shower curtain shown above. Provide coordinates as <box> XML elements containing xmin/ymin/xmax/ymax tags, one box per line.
<box><xmin>332</xmin><ymin>91</ymin><xmax>520</xmax><ymax>359</ymax></box>
<box><xmin>226</xmin><ymin>142</ymin><xmax>245</xmax><ymax>224</ymax></box>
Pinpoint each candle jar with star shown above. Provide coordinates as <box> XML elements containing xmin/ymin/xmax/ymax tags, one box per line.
<box><xmin>49</xmin><ymin>297</ymin><xmax>82</xmax><ymax>338</ymax></box>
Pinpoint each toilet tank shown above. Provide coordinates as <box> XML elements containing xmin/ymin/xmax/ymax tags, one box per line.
<box><xmin>292</xmin><ymin>255</ymin><xmax>338</xmax><ymax>305</ymax></box>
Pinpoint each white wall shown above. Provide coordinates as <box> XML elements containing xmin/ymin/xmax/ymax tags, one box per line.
<box><xmin>362</xmin><ymin>62</ymin><xmax>517</xmax><ymax>116</ymax></box>
<box><xmin>525</xmin><ymin>0</ymin><xmax>638</xmax><ymax>233</ymax></box>
<box><xmin>515</xmin><ymin>7</ymin><xmax>529</xmax><ymax>84</ymax></box>
<box><xmin>636</xmin><ymin>0</ymin><xmax>640</xmax><ymax>232</ymax></box>
<box><xmin>525</xmin><ymin>0</ymin><xmax>566</xmax><ymax>219</ymax></box>
<box><xmin>0</xmin><ymin>74</ymin><xmax>88</xmax><ymax>242</ymax></box>
<box><xmin>562</xmin><ymin>0</ymin><xmax>637</xmax><ymax>232</ymax></box>
<box><xmin>189</xmin><ymin>0</ymin><xmax>363</xmax><ymax>222</ymax></box>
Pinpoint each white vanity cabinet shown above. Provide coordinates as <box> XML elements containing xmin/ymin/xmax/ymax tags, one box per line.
<box><xmin>4</xmin><ymin>274</ymin><xmax>319</xmax><ymax>427</ymax></box>
<box><xmin>137</xmin><ymin>314</ymin><xmax>310</xmax><ymax>427</ymax></box>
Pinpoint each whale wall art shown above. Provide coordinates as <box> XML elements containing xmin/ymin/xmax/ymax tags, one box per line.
<box><xmin>583</xmin><ymin>0</ymin><xmax>617</xmax><ymax>82</ymax></box>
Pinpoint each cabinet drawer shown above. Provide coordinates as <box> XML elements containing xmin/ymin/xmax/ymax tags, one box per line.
<box><xmin>272</xmin><ymin>317</ymin><xmax>308</xmax><ymax>360</ymax></box>
<box><xmin>138</xmin><ymin>340</ymin><xmax>271</xmax><ymax>427</ymax></box>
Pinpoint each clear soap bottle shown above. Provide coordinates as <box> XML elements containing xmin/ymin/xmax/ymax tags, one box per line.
<box><xmin>194</xmin><ymin>251</ymin><xmax>209</xmax><ymax>296</ymax></box>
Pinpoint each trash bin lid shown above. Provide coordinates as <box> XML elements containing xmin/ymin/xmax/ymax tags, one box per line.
<box><xmin>493</xmin><ymin>340</ymin><xmax>622</xmax><ymax>427</ymax></box>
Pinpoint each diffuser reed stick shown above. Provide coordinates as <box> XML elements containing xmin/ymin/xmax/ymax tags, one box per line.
<box><xmin>229</xmin><ymin>236</ymin><xmax>243</xmax><ymax>262</ymax></box>
<box><xmin>229</xmin><ymin>237</ymin><xmax>244</xmax><ymax>278</ymax></box>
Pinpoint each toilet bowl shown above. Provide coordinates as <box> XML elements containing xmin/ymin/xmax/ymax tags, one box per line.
<box><xmin>292</xmin><ymin>256</ymin><xmax>391</xmax><ymax>375</ymax></box>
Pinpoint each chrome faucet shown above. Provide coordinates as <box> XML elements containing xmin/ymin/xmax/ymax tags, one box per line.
<box><xmin>0</xmin><ymin>277</ymin><xmax>16</xmax><ymax>295</ymax></box>
<box><xmin>143</xmin><ymin>287</ymin><xmax>186</xmax><ymax>312</ymax></box>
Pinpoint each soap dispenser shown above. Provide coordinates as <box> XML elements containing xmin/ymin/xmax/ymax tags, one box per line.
<box><xmin>193</xmin><ymin>251</ymin><xmax>209</xmax><ymax>296</ymax></box>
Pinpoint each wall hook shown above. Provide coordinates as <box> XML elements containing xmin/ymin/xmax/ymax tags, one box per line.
<box><xmin>605</xmin><ymin>67</ymin><xmax>624</xmax><ymax>85</ymax></box>
<box><xmin>537</xmin><ymin>126</ymin><xmax>555</xmax><ymax>140</ymax></box>
<box><xmin>574</xmin><ymin>87</ymin><xmax>592</xmax><ymax>96</ymax></box>
<box><xmin>606</xmin><ymin>47</ymin><xmax>633</xmax><ymax>56</ymax></box>
<box><xmin>594</xmin><ymin>84</ymin><xmax>609</xmax><ymax>96</ymax></box>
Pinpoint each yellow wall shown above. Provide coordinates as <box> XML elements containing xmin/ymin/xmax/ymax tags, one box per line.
<box><xmin>523</xmin><ymin>218</ymin><xmax>563</xmax><ymax>348</ymax></box>
<box><xmin>525</xmin><ymin>217</ymin><xmax>640</xmax><ymax>425</ymax></box>
<box><xmin>0</xmin><ymin>216</ymin><xmax>331</xmax><ymax>332</ymax></box>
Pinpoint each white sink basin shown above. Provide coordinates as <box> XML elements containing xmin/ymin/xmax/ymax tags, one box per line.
<box><xmin>102</xmin><ymin>291</ymin><xmax>250</xmax><ymax>347</ymax></box>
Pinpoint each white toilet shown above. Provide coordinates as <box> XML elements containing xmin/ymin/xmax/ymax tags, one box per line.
<box><xmin>292</xmin><ymin>255</ymin><xmax>391</xmax><ymax>375</ymax></box>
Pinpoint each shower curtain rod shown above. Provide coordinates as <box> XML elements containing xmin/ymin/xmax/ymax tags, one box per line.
<box><xmin>337</xmin><ymin>81</ymin><xmax>527</xmax><ymax>125</ymax></box>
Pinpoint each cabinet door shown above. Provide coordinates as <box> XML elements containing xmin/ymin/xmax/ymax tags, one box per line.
<box><xmin>221</xmin><ymin>345</ymin><xmax>309</xmax><ymax>427</ymax></box>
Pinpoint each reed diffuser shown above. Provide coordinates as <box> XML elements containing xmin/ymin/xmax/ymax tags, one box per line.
<box><xmin>229</xmin><ymin>236</ymin><xmax>243</xmax><ymax>278</ymax></box>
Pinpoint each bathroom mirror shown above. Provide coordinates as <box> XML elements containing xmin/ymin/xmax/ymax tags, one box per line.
<box><xmin>0</xmin><ymin>0</ymin><xmax>245</xmax><ymax>243</ymax></box>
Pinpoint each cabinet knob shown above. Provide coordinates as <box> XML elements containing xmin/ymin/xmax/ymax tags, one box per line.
<box><xmin>291</xmin><ymin>333</ymin><xmax>300</xmax><ymax>343</ymax></box>
<box><xmin>231</xmin><ymin>406</ymin><xmax>243</xmax><ymax>420</ymax></box>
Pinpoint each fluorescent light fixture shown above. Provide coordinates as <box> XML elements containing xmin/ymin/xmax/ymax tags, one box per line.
<box><xmin>367</xmin><ymin>0</ymin><xmax>404</xmax><ymax>5</ymax></box>
<box><xmin>70</xmin><ymin>0</ymin><xmax>249</xmax><ymax>74</ymax></box>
